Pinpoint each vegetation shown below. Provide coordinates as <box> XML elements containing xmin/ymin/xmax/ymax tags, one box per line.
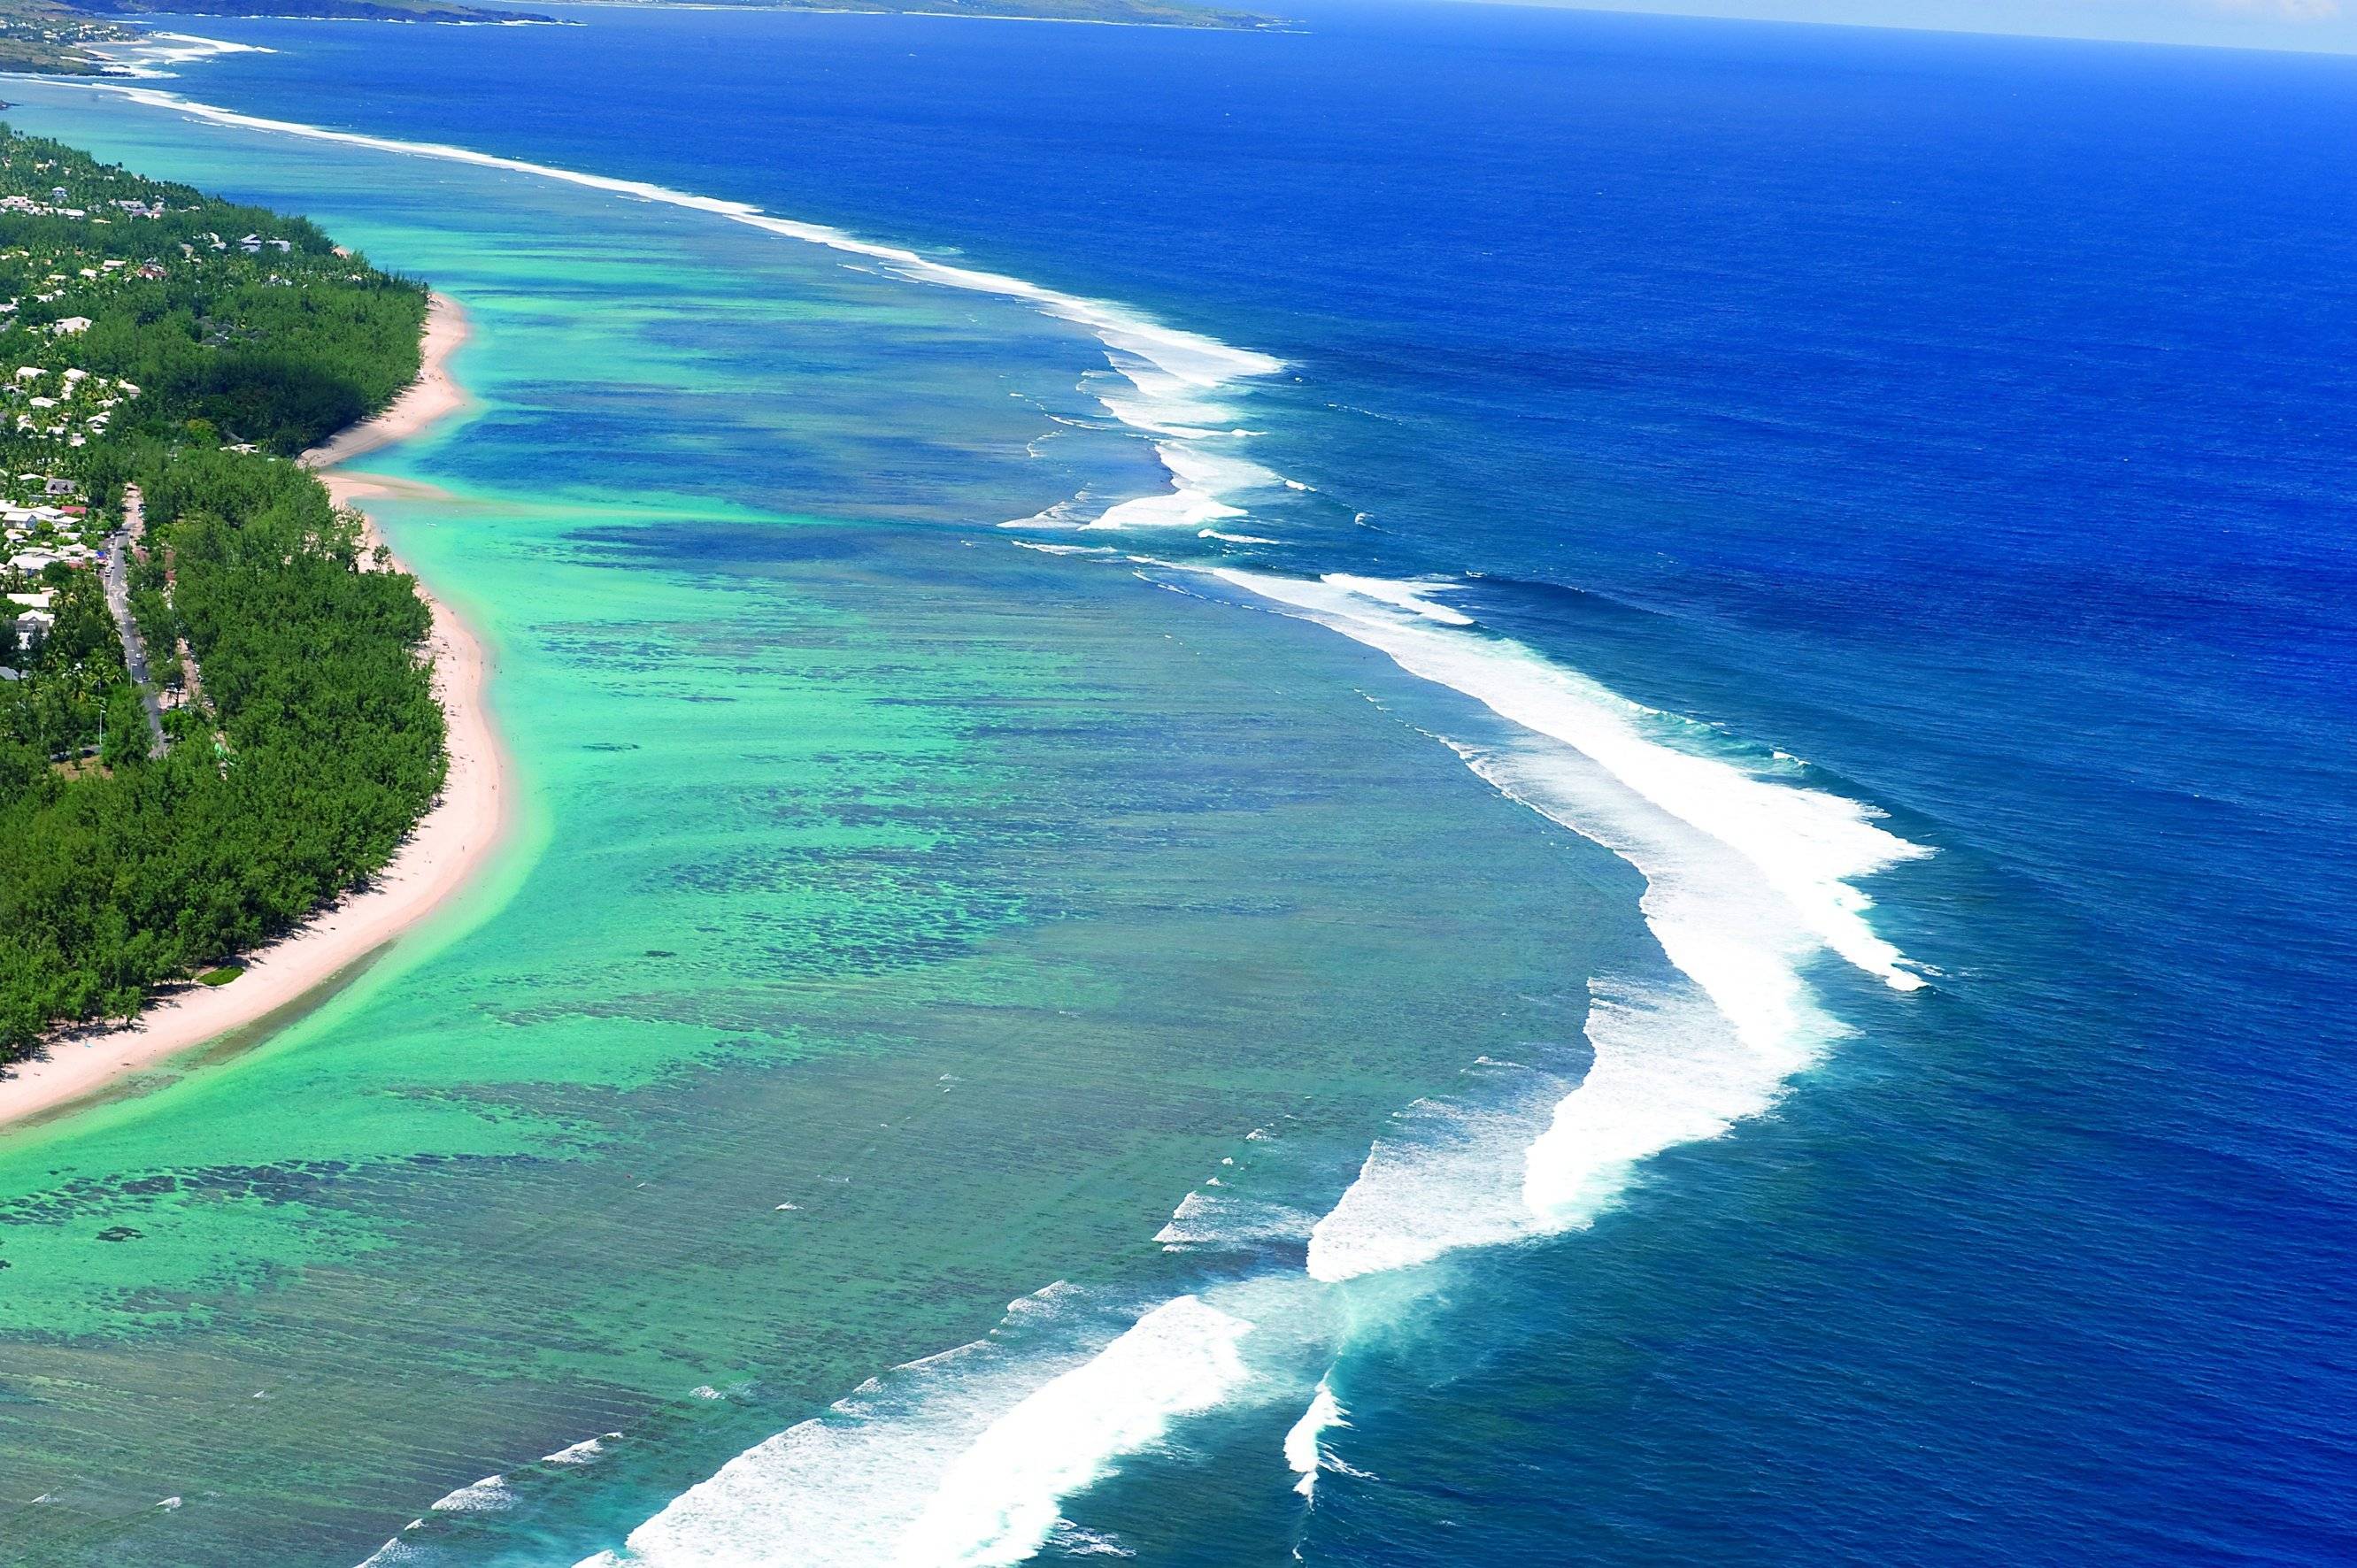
<box><xmin>0</xmin><ymin>0</ymin><xmax>133</xmax><ymax>75</ymax></box>
<box><xmin>574</xmin><ymin>0</ymin><xmax>1286</xmax><ymax>27</ymax></box>
<box><xmin>0</xmin><ymin>127</ymin><xmax>444</xmax><ymax>1055</ymax></box>
<box><xmin>58</xmin><ymin>0</ymin><xmax>548</xmax><ymax>25</ymax></box>
<box><xmin>0</xmin><ymin>0</ymin><xmax>1278</xmax><ymax>77</ymax></box>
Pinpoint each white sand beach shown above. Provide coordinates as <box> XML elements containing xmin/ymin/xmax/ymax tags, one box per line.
<box><xmin>0</xmin><ymin>294</ymin><xmax>506</xmax><ymax>1131</ymax></box>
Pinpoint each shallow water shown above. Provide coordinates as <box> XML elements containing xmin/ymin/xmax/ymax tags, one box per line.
<box><xmin>2</xmin><ymin>7</ymin><xmax>2353</xmax><ymax>1565</ymax></box>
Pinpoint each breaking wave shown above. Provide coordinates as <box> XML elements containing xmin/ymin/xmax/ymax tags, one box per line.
<box><xmin>576</xmin><ymin>1288</ymin><xmax>1256</xmax><ymax>1568</ymax></box>
<box><xmin>96</xmin><ymin>79</ymin><xmax>1935</xmax><ymax>1564</ymax></box>
<box><xmin>75</xmin><ymin>81</ymin><xmax>1287</xmax><ymax>546</ymax></box>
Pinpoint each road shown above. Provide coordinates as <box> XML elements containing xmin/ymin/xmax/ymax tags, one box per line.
<box><xmin>102</xmin><ymin>484</ymin><xmax>166</xmax><ymax>760</ymax></box>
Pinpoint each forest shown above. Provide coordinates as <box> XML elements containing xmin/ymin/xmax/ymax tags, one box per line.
<box><xmin>0</xmin><ymin>127</ymin><xmax>443</xmax><ymax>1053</ymax></box>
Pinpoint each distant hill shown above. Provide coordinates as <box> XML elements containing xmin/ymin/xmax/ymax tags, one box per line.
<box><xmin>569</xmin><ymin>0</ymin><xmax>1289</xmax><ymax>27</ymax></box>
<box><xmin>0</xmin><ymin>0</ymin><xmax>1288</xmax><ymax>79</ymax></box>
<box><xmin>0</xmin><ymin>0</ymin><xmax>135</xmax><ymax>74</ymax></box>
<box><xmin>51</xmin><ymin>0</ymin><xmax>546</xmax><ymax>24</ymax></box>
<box><xmin>8</xmin><ymin>0</ymin><xmax>1288</xmax><ymax>49</ymax></box>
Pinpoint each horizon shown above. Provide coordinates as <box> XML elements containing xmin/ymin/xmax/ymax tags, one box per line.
<box><xmin>1456</xmin><ymin>0</ymin><xmax>2357</xmax><ymax>54</ymax></box>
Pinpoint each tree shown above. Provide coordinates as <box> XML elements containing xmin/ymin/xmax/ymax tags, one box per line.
<box><xmin>101</xmin><ymin>684</ymin><xmax>148</xmax><ymax>769</ymax></box>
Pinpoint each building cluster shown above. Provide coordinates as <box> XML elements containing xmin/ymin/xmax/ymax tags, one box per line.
<box><xmin>3</xmin><ymin>473</ymin><xmax>98</xmax><ymax>659</ymax></box>
<box><xmin>0</xmin><ymin>191</ymin><xmax>88</xmax><ymax>221</ymax></box>
<box><xmin>3</xmin><ymin>363</ymin><xmax>139</xmax><ymax>448</ymax></box>
<box><xmin>0</xmin><ymin>190</ymin><xmax>199</xmax><ymax>224</ymax></box>
<box><xmin>3</xmin><ymin>242</ymin><xmax>174</xmax><ymax>315</ymax></box>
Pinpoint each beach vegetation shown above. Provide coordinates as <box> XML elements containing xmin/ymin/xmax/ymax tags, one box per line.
<box><xmin>0</xmin><ymin>127</ymin><xmax>444</xmax><ymax>1056</ymax></box>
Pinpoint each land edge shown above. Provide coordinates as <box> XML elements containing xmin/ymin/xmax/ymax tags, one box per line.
<box><xmin>0</xmin><ymin>291</ymin><xmax>508</xmax><ymax>1133</ymax></box>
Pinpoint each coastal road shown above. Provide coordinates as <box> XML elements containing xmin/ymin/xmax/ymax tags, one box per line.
<box><xmin>103</xmin><ymin>485</ymin><xmax>166</xmax><ymax>759</ymax></box>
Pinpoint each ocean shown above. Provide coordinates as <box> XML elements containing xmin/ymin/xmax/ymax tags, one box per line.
<box><xmin>1</xmin><ymin>4</ymin><xmax>2353</xmax><ymax>1564</ymax></box>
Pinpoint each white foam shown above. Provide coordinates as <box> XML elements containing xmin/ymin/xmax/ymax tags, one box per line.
<box><xmin>1046</xmin><ymin>1522</ymin><xmax>1136</xmax><ymax>1557</ymax></box>
<box><xmin>1521</xmin><ymin>980</ymin><xmax>1764</xmax><ymax>1217</ymax></box>
<box><xmin>75</xmin><ymin>83</ymin><xmax>1296</xmax><ymax>542</ymax></box>
<box><xmin>1283</xmin><ymin>1378</ymin><xmax>1346</xmax><ymax>1500</ymax></box>
<box><xmin>80</xmin><ymin>83</ymin><xmax>1275</xmax><ymax>388</ymax></box>
<box><xmin>1306</xmin><ymin>1057</ymin><xmax>1580</xmax><ymax>1280</ymax></box>
<box><xmin>1000</xmin><ymin>498</ymin><xmax>1089</xmax><ymax>529</ymax></box>
<box><xmin>1084</xmin><ymin>488</ymin><xmax>1242</xmax><ymax>530</ymax></box>
<box><xmin>1305</xmin><ymin>973</ymin><xmax>1785</xmax><ymax>1280</ymax></box>
<box><xmin>1091</xmin><ymin>366</ymin><xmax>1232</xmax><ymax>439</ymax></box>
<box><xmin>1213</xmin><ymin>571</ymin><xmax>1928</xmax><ymax>996</ymax></box>
<box><xmin>1153</xmin><ymin>1187</ymin><xmax>1316</xmax><ymax>1252</ymax></box>
<box><xmin>1208</xmin><ymin>572</ymin><xmax>1928</xmax><ymax>1282</ymax></box>
<box><xmin>1155</xmin><ymin>439</ymin><xmax>1283</xmax><ymax>498</ymax></box>
<box><xmin>897</xmin><ymin>1295</ymin><xmax>1252</xmax><ymax>1565</ymax></box>
<box><xmin>428</xmin><ymin>1473</ymin><xmax>512</xmax><ymax>1512</ymax></box>
<box><xmin>580</xmin><ymin>1292</ymin><xmax>1253</xmax><ymax>1568</ymax></box>
<box><xmin>1319</xmin><ymin>573</ymin><xmax>1474</xmax><ymax>626</ymax></box>
<box><xmin>88</xmin><ymin>33</ymin><xmax>275</xmax><ymax>80</ymax></box>
<box><xmin>542</xmin><ymin>1435</ymin><xmax>612</xmax><ymax>1465</ymax></box>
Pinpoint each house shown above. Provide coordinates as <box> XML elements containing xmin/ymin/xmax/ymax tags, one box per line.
<box><xmin>11</xmin><ymin>607</ymin><xmax>54</xmax><ymax>651</ymax></box>
<box><xmin>50</xmin><ymin>318</ymin><xmax>92</xmax><ymax>337</ymax></box>
<box><xmin>45</xmin><ymin>479</ymin><xmax>78</xmax><ymax>496</ymax></box>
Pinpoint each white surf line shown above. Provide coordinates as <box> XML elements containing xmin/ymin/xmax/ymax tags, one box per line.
<box><xmin>1215</xmin><ymin>570</ymin><xmax>1930</xmax><ymax>995</ymax></box>
<box><xmin>1176</xmin><ymin>569</ymin><xmax>1929</xmax><ymax>1292</ymax></box>
<box><xmin>73</xmin><ymin>81</ymin><xmax>1290</xmax><ymax>536</ymax></box>
<box><xmin>85</xmin><ymin>33</ymin><xmax>276</xmax><ymax>81</ymax></box>
<box><xmin>79</xmin><ymin>71</ymin><xmax>1308</xmax><ymax>554</ymax></box>
<box><xmin>84</xmin><ymin>80</ymin><xmax>1927</xmax><ymax>1541</ymax></box>
<box><xmin>1282</xmin><ymin>1376</ymin><xmax>1348</xmax><ymax>1500</ymax></box>
<box><xmin>570</xmin><ymin>1290</ymin><xmax>1254</xmax><ymax>1568</ymax></box>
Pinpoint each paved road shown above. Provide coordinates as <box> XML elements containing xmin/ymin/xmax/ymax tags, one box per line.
<box><xmin>103</xmin><ymin>485</ymin><xmax>166</xmax><ymax>759</ymax></box>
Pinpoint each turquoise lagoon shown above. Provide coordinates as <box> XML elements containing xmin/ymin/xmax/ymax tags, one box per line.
<box><xmin>0</xmin><ymin>83</ymin><xmax>1673</xmax><ymax>1566</ymax></box>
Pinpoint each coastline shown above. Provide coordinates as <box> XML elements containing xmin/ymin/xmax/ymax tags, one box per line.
<box><xmin>0</xmin><ymin>293</ymin><xmax>505</xmax><ymax>1134</ymax></box>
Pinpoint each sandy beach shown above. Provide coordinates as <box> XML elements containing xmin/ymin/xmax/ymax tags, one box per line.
<box><xmin>0</xmin><ymin>294</ymin><xmax>505</xmax><ymax>1132</ymax></box>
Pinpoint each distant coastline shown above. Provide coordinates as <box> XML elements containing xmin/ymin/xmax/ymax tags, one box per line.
<box><xmin>553</xmin><ymin>1</ymin><xmax>1289</xmax><ymax>27</ymax></box>
<box><xmin>0</xmin><ymin>294</ymin><xmax>506</xmax><ymax>1134</ymax></box>
<box><xmin>0</xmin><ymin>0</ymin><xmax>1285</xmax><ymax>75</ymax></box>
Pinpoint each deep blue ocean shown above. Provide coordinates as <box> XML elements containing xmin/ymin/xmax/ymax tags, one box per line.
<box><xmin>13</xmin><ymin>4</ymin><xmax>2357</xmax><ymax>1563</ymax></box>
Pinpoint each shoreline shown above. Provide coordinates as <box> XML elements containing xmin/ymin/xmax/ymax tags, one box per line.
<box><xmin>0</xmin><ymin>293</ymin><xmax>505</xmax><ymax>1134</ymax></box>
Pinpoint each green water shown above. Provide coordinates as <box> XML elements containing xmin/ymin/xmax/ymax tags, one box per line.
<box><xmin>0</xmin><ymin>92</ymin><xmax>1644</xmax><ymax>1564</ymax></box>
